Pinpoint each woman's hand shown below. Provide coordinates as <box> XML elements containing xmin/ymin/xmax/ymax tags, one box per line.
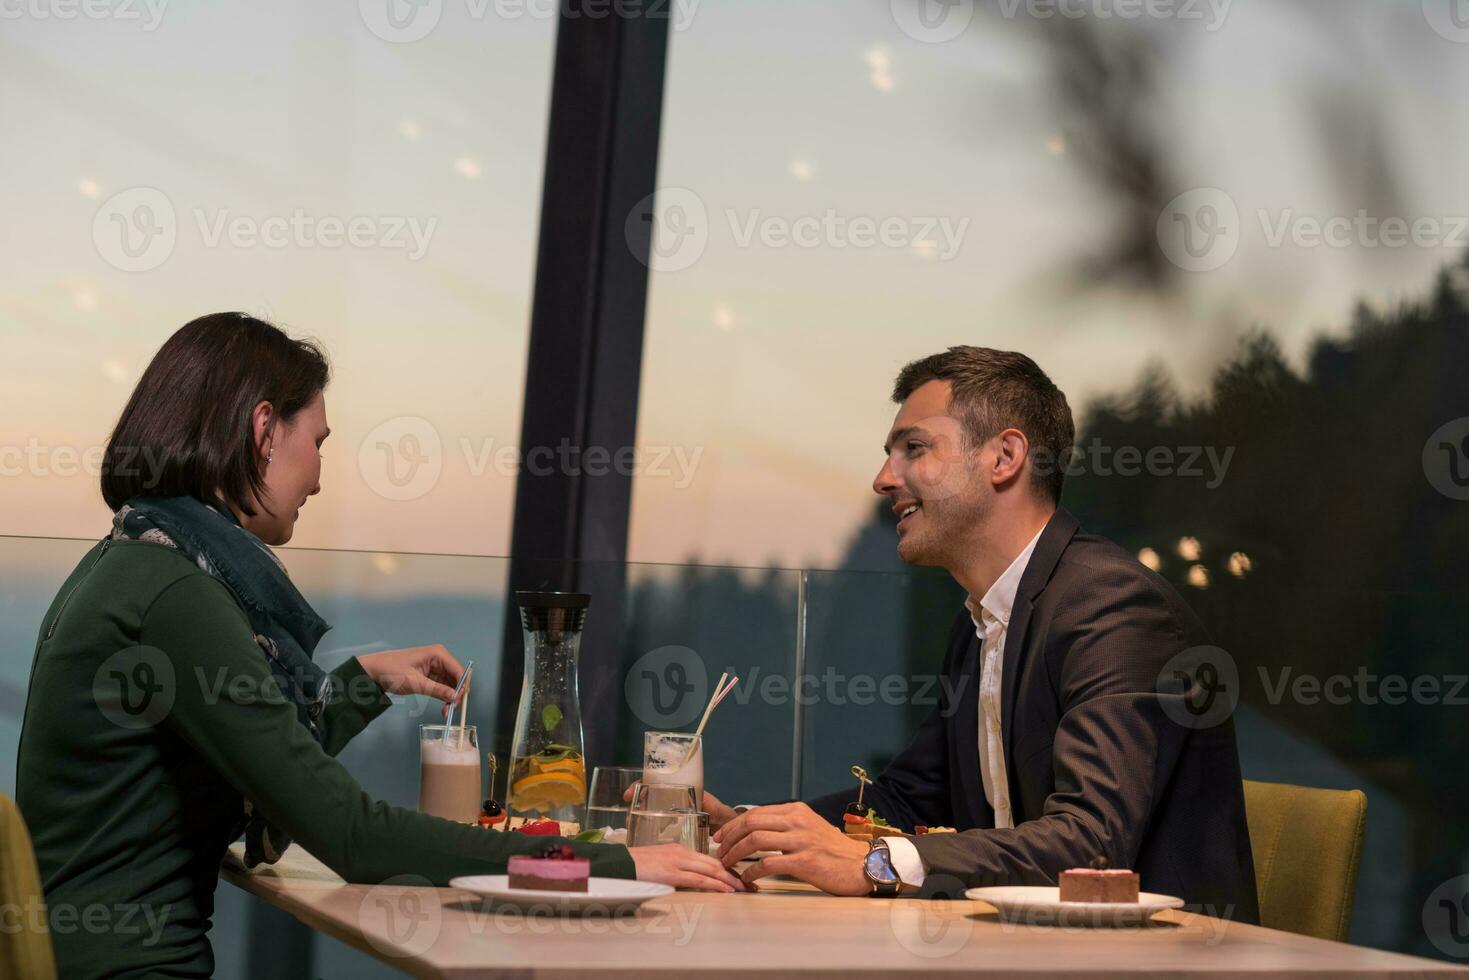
<box><xmin>700</xmin><ymin>789</ymin><xmax>740</xmax><ymax>831</ymax></box>
<box><xmin>629</xmin><ymin>844</ymin><xmax>747</xmax><ymax>892</ymax></box>
<box><xmin>356</xmin><ymin>645</ymin><xmax>465</xmax><ymax>716</ymax></box>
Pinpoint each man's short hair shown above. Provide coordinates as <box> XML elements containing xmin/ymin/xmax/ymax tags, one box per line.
<box><xmin>892</xmin><ymin>346</ymin><xmax>1075</xmax><ymax>504</ymax></box>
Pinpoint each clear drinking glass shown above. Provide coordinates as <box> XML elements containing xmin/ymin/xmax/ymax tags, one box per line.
<box><xmin>627</xmin><ymin>781</ymin><xmax>700</xmax><ymax>849</ymax></box>
<box><xmin>643</xmin><ymin>731</ymin><xmax>704</xmax><ymax>810</ymax></box>
<box><xmin>419</xmin><ymin>724</ymin><xmax>481</xmax><ymax>824</ymax></box>
<box><xmin>585</xmin><ymin>765</ymin><xmax>644</xmax><ymax>833</ymax></box>
<box><xmin>631</xmin><ymin>781</ymin><xmax>697</xmax><ymax>813</ymax></box>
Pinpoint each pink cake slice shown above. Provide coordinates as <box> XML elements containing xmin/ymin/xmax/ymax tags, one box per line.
<box><xmin>508</xmin><ymin>854</ymin><xmax>591</xmax><ymax>892</ymax></box>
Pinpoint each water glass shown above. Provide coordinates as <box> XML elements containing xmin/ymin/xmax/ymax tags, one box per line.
<box><xmin>585</xmin><ymin>765</ymin><xmax>643</xmax><ymax>833</ymax></box>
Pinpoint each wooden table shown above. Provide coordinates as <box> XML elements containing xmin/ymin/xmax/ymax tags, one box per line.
<box><xmin>222</xmin><ymin>845</ymin><xmax>1465</xmax><ymax>979</ymax></box>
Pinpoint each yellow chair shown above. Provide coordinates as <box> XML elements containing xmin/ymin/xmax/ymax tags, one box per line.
<box><xmin>1243</xmin><ymin>779</ymin><xmax>1367</xmax><ymax>942</ymax></box>
<box><xmin>0</xmin><ymin>794</ymin><xmax>57</xmax><ymax>980</ymax></box>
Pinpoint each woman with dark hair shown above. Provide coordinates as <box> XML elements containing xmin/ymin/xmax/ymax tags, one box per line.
<box><xmin>15</xmin><ymin>313</ymin><xmax>740</xmax><ymax>979</ymax></box>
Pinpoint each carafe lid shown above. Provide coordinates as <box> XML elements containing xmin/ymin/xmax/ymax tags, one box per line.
<box><xmin>516</xmin><ymin>591</ymin><xmax>590</xmax><ymax>634</ymax></box>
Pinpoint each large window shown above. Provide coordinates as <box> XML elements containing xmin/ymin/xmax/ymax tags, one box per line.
<box><xmin>0</xmin><ymin>1</ymin><xmax>556</xmax><ymax>555</ymax></box>
<box><xmin>631</xmin><ymin>2</ymin><xmax>1469</xmax><ymax>958</ymax></box>
<box><xmin>630</xmin><ymin>0</ymin><xmax>1469</xmax><ymax>571</ymax></box>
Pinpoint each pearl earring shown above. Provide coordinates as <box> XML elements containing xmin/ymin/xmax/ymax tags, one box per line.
<box><xmin>267</xmin><ymin>448</ymin><xmax>274</xmax><ymax>464</ymax></box>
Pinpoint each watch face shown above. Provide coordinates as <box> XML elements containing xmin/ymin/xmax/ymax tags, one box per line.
<box><xmin>865</xmin><ymin>847</ymin><xmax>900</xmax><ymax>885</ymax></box>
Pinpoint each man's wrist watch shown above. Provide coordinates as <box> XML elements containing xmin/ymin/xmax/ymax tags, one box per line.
<box><xmin>863</xmin><ymin>838</ymin><xmax>903</xmax><ymax>897</ymax></box>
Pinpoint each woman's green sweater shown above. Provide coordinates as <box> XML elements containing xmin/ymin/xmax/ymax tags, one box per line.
<box><xmin>16</xmin><ymin>538</ymin><xmax>633</xmax><ymax>979</ymax></box>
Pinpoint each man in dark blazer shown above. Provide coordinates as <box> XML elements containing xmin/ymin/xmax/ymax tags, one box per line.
<box><xmin>712</xmin><ymin>347</ymin><xmax>1258</xmax><ymax>922</ymax></box>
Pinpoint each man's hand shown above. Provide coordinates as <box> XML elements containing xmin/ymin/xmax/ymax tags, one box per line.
<box><xmin>357</xmin><ymin>645</ymin><xmax>464</xmax><ymax>716</ymax></box>
<box><xmin>630</xmin><ymin>844</ymin><xmax>747</xmax><ymax>892</ymax></box>
<box><xmin>714</xmin><ymin>802</ymin><xmax>871</xmax><ymax>896</ymax></box>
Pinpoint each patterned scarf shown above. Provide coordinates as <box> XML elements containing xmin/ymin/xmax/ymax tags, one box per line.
<box><xmin>112</xmin><ymin>494</ymin><xmax>332</xmax><ymax>868</ymax></box>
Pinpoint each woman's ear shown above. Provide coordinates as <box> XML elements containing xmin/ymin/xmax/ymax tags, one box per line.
<box><xmin>250</xmin><ymin>400</ymin><xmax>276</xmax><ymax>460</ymax></box>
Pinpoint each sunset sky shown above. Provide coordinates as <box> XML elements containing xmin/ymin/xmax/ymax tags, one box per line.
<box><xmin>4</xmin><ymin>0</ymin><xmax>1466</xmax><ymax>571</ymax></box>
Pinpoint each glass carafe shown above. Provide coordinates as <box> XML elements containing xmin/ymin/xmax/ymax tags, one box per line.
<box><xmin>507</xmin><ymin>591</ymin><xmax>589</xmax><ymax>828</ymax></box>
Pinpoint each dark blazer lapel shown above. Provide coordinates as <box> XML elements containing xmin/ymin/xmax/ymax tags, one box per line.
<box><xmin>999</xmin><ymin>508</ymin><xmax>1081</xmax><ymax>769</ymax></box>
<box><xmin>950</xmin><ymin>629</ymin><xmax>985</xmax><ymax>828</ymax></box>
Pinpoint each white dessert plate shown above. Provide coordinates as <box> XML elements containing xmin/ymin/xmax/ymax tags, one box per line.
<box><xmin>450</xmin><ymin>875</ymin><xmax>672</xmax><ymax>914</ymax></box>
<box><xmin>965</xmin><ymin>885</ymin><xmax>1185</xmax><ymax>927</ymax></box>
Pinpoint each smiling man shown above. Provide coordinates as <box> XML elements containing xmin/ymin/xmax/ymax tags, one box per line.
<box><xmin>711</xmin><ymin>346</ymin><xmax>1258</xmax><ymax>920</ymax></box>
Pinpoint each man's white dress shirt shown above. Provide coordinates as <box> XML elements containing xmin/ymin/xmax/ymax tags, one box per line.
<box><xmin>882</xmin><ymin>528</ymin><xmax>1044</xmax><ymax>887</ymax></box>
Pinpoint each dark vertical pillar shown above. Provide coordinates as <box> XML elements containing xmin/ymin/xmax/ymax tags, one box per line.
<box><xmin>496</xmin><ymin>0</ymin><xmax>673</xmax><ymax>773</ymax></box>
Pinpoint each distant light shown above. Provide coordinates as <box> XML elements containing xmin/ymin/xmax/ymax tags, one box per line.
<box><xmin>1137</xmin><ymin>547</ymin><xmax>1161</xmax><ymax>571</ymax></box>
<box><xmin>864</xmin><ymin>46</ymin><xmax>892</xmax><ymax>72</ymax></box>
<box><xmin>78</xmin><ymin>177</ymin><xmax>101</xmax><ymax>198</ymax></box>
<box><xmin>864</xmin><ymin>46</ymin><xmax>895</xmax><ymax>92</ymax></box>
<box><xmin>1176</xmin><ymin>536</ymin><xmax>1201</xmax><ymax>561</ymax></box>
<box><xmin>911</xmin><ymin>240</ymin><xmax>938</xmax><ymax>260</ymax></box>
<box><xmin>789</xmin><ymin>158</ymin><xmax>815</xmax><ymax>181</ymax></box>
<box><xmin>1045</xmin><ymin>134</ymin><xmax>1067</xmax><ymax>157</ymax></box>
<box><xmin>1187</xmin><ymin>564</ymin><xmax>1210</xmax><ymax>589</ymax></box>
<box><xmin>398</xmin><ymin>119</ymin><xmax>422</xmax><ymax>142</ymax></box>
<box><xmin>712</xmin><ymin>303</ymin><xmax>736</xmax><ymax>330</ymax></box>
<box><xmin>100</xmin><ymin>358</ymin><xmax>128</xmax><ymax>384</ymax></box>
<box><xmin>1226</xmin><ymin>551</ymin><xmax>1253</xmax><ymax>578</ymax></box>
<box><xmin>372</xmin><ymin>553</ymin><xmax>400</xmax><ymax>576</ymax></box>
<box><xmin>454</xmin><ymin>157</ymin><xmax>481</xmax><ymax>180</ymax></box>
<box><xmin>73</xmin><ymin>286</ymin><xmax>97</xmax><ymax>312</ymax></box>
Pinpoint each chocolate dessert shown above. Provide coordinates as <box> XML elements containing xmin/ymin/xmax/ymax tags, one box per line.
<box><xmin>1058</xmin><ymin>856</ymin><xmax>1139</xmax><ymax>903</ymax></box>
